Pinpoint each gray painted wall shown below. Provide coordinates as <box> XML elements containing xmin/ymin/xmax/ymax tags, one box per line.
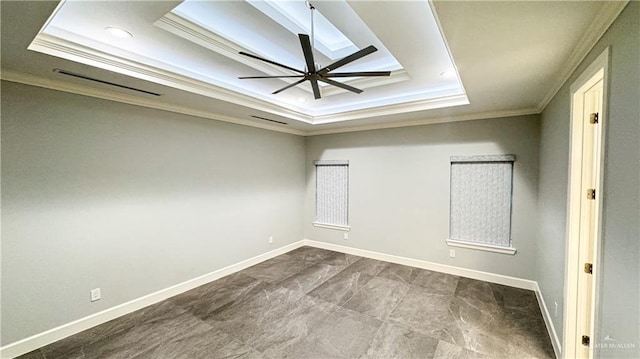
<box><xmin>0</xmin><ymin>82</ymin><xmax>306</xmax><ymax>345</ymax></box>
<box><xmin>304</xmin><ymin>115</ymin><xmax>541</xmax><ymax>280</ymax></box>
<box><xmin>2</xmin><ymin>4</ymin><xmax>637</xmax><ymax>353</ymax></box>
<box><xmin>537</xmin><ymin>2</ymin><xmax>639</xmax><ymax>357</ymax></box>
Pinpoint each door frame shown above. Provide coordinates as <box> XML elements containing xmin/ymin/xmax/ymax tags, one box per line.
<box><xmin>563</xmin><ymin>47</ymin><xmax>609</xmax><ymax>358</ymax></box>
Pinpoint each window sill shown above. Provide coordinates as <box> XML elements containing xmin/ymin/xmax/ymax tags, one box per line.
<box><xmin>446</xmin><ymin>239</ymin><xmax>517</xmax><ymax>255</ymax></box>
<box><xmin>313</xmin><ymin>222</ymin><xmax>351</xmax><ymax>231</ymax></box>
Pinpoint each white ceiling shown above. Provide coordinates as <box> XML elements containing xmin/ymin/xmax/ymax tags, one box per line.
<box><xmin>0</xmin><ymin>1</ymin><xmax>627</xmax><ymax>135</ymax></box>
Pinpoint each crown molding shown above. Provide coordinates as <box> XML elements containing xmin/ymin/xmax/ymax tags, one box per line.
<box><xmin>537</xmin><ymin>0</ymin><xmax>629</xmax><ymax>112</ymax></box>
<box><xmin>305</xmin><ymin>107</ymin><xmax>539</xmax><ymax>136</ymax></box>
<box><xmin>155</xmin><ymin>13</ymin><xmax>290</xmax><ymax>80</ymax></box>
<box><xmin>313</xmin><ymin>93</ymin><xmax>468</xmax><ymax>124</ymax></box>
<box><xmin>27</xmin><ymin>32</ymin><xmax>465</xmax><ymax>124</ymax></box>
<box><xmin>0</xmin><ymin>70</ymin><xmax>307</xmax><ymax>136</ymax></box>
<box><xmin>155</xmin><ymin>12</ymin><xmax>412</xmax><ymax>99</ymax></box>
<box><xmin>2</xmin><ymin>69</ymin><xmax>542</xmax><ymax>138</ymax></box>
<box><xmin>28</xmin><ymin>33</ymin><xmax>314</xmax><ymax>124</ymax></box>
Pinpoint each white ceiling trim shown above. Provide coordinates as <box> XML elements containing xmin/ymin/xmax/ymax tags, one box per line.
<box><xmin>2</xmin><ymin>69</ymin><xmax>539</xmax><ymax>138</ymax></box>
<box><xmin>29</xmin><ymin>32</ymin><xmax>462</xmax><ymax>125</ymax></box>
<box><xmin>155</xmin><ymin>12</ymin><xmax>411</xmax><ymax>98</ymax></box>
<box><xmin>28</xmin><ymin>33</ymin><xmax>314</xmax><ymax>124</ymax></box>
<box><xmin>306</xmin><ymin>107</ymin><xmax>540</xmax><ymax>136</ymax></box>
<box><xmin>0</xmin><ymin>70</ymin><xmax>306</xmax><ymax>136</ymax></box>
<box><xmin>536</xmin><ymin>0</ymin><xmax>629</xmax><ymax>111</ymax></box>
<box><xmin>29</xmin><ymin>1</ymin><xmax>467</xmax><ymax>125</ymax></box>
<box><xmin>313</xmin><ymin>94</ymin><xmax>469</xmax><ymax>125</ymax></box>
<box><xmin>155</xmin><ymin>13</ymin><xmax>293</xmax><ymax>83</ymax></box>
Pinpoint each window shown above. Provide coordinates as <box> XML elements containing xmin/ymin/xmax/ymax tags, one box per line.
<box><xmin>448</xmin><ymin>155</ymin><xmax>516</xmax><ymax>254</ymax></box>
<box><xmin>314</xmin><ymin>160</ymin><xmax>349</xmax><ymax>230</ymax></box>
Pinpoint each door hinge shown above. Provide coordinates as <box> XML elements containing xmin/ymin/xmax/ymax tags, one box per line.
<box><xmin>587</xmin><ymin>189</ymin><xmax>596</xmax><ymax>200</ymax></box>
<box><xmin>582</xmin><ymin>335</ymin><xmax>591</xmax><ymax>346</ymax></box>
<box><xmin>584</xmin><ymin>263</ymin><xmax>593</xmax><ymax>274</ymax></box>
<box><xmin>590</xmin><ymin>112</ymin><xmax>599</xmax><ymax>124</ymax></box>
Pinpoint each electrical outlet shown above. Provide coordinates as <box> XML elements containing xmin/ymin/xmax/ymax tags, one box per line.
<box><xmin>268</xmin><ymin>236</ymin><xmax>273</xmax><ymax>244</ymax></box>
<box><xmin>554</xmin><ymin>302</ymin><xmax>558</xmax><ymax>317</ymax></box>
<box><xmin>343</xmin><ymin>232</ymin><xmax>349</xmax><ymax>240</ymax></box>
<box><xmin>90</xmin><ymin>288</ymin><xmax>101</xmax><ymax>302</ymax></box>
<box><xmin>449</xmin><ymin>249</ymin><xmax>456</xmax><ymax>258</ymax></box>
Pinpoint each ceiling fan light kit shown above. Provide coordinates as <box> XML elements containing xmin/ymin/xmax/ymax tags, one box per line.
<box><xmin>238</xmin><ymin>3</ymin><xmax>390</xmax><ymax>100</ymax></box>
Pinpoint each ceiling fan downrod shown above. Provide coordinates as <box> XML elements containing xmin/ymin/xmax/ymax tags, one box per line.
<box><xmin>308</xmin><ymin>1</ymin><xmax>317</xmax><ymax>71</ymax></box>
<box><xmin>237</xmin><ymin>2</ymin><xmax>391</xmax><ymax>100</ymax></box>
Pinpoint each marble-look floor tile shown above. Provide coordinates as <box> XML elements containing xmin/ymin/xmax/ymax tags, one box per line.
<box><xmin>455</xmin><ymin>278</ymin><xmax>503</xmax><ymax>309</ymax></box>
<box><xmin>277</xmin><ymin>262</ymin><xmax>344</xmax><ymax>295</ymax></box>
<box><xmin>248</xmin><ymin>294</ymin><xmax>340</xmax><ymax>353</ymax></box>
<box><xmin>504</xmin><ymin>306</ymin><xmax>547</xmax><ymax>332</ymax></box>
<box><xmin>307</xmin><ymin>267</ymin><xmax>374</xmax><ymax>306</ymax></box>
<box><xmin>240</xmin><ymin>254</ymin><xmax>309</xmax><ymax>284</ymax></box>
<box><xmin>433</xmin><ymin>340</ymin><xmax>492</xmax><ymax>359</ymax></box>
<box><xmin>507</xmin><ymin>331</ymin><xmax>555</xmax><ymax>359</ymax></box>
<box><xmin>342</xmin><ymin>276</ymin><xmax>409</xmax><ymax>320</ymax></box>
<box><xmin>82</xmin><ymin>304</ymin><xmax>209</xmax><ymax>359</ymax></box>
<box><xmin>214</xmin><ymin>339</ymin><xmax>265</xmax><ymax>359</ymax></box>
<box><xmin>322</xmin><ymin>251</ymin><xmax>361</xmax><ymax>267</ymax></box>
<box><xmin>388</xmin><ymin>286</ymin><xmax>466</xmax><ymax>347</ymax></box>
<box><xmin>14</xmin><ymin>350</ymin><xmax>46</xmax><ymax>359</ymax></box>
<box><xmin>205</xmin><ymin>286</ymin><xmax>303</xmax><ymax>342</ymax></box>
<box><xmin>207</xmin><ymin>286</ymin><xmax>339</xmax><ymax>353</ymax></box>
<box><xmin>412</xmin><ymin>270</ymin><xmax>460</xmax><ymax>295</ymax></box>
<box><xmin>39</xmin><ymin>300</ymin><xmax>182</xmax><ymax>359</ymax></box>
<box><xmin>134</xmin><ymin>326</ymin><xmax>233</xmax><ymax>358</ymax></box>
<box><xmin>360</xmin><ymin>322</ymin><xmax>439</xmax><ymax>359</ymax></box>
<box><xmin>504</xmin><ymin>307</ymin><xmax>555</xmax><ymax>358</ymax></box>
<box><xmin>286</xmin><ymin>246</ymin><xmax>335</xmax><ymax>264</ymax></box>
<box><xmin>450</xmin><ymin>294</ymin><xmax>509</xmax><ymax>356</ymax></box>
<box><xmin>22</xmin><ymin>251</ymin><xmax>555</xmax><ymax>359</ymax></box>
<box><xmin>171</xmin><ymin>273</ymin><xmax>269</xmax><ymax>319</ymax></box>
<box><xmin>377</xmin><ymin>263</ymin><xmax>422</xmax><ymax>285</ymax></box>
<box><xmin>344</xmin><ymin>258</ymin><xmax>389</xmax><ymax>276</ymax></box>
<box><xmin>499</xmin><ymin>285</ymin><xmax>539</xmax><ymax>310</ymax></box>
<box><xmin>265</xmin><ymin>307</ymin><xmax>383</xmax><ymax>359</ymax></box>
<box><xmin>210</xmin><ymin>340</ymin><xmax>264</xmax><ymax>359</ymax></box>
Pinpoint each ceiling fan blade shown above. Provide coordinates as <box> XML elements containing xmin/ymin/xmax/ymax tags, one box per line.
<box><xmin>310</xmin><ymin>78</ymin><xmax>321</xmax><ymax>99</ymax></box>
<box><xmin>239</xmin><ymin>51</ymin><xmax>305</xmax><ymax>75</ymax></box>
<box><xmin>239</xmin><ymin>75</ymin><xmax>305</xmax><ymax>79</ymax></box>
<box><xmin>318</xmin><ymin>78</ymin><xmax>363</xmax><ymax>94</ymax></box>
<box><xmin>318</xmin><ymin>45</ymin><xmax>377</xmax><ymax>74</ymax></box>
<box><xmin>272</xmin><ymin>78</ymin><xmax>307</xmax><ymax>95</ymax></box>
<box><xmin>323</xmin><ymin>71</ymin><xmax>391</xmax><ymax>78</ymax></box>
<box><xmin>299</xmin><ymin>34</ymin><xmax>316</xmax><ymax>73</ymax></box>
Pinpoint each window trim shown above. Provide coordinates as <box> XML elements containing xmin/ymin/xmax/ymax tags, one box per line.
<box><xmin>446</xmin><ymin>239</ymin><xmax>517</xmax><ymax>255</ymax></box>
<box><xmin>314</xmin><ymin>160</ymin><xmax>349</xmax><ymax>229</ymax></box>
<box><xmin>448</xmin><ymin>154</ymin><xmax>517</xmax><ymax>255</ymax></box>
<box><xmin>312</xmin><ymin>222</ymin><xmax>351</xmax><ymax>231</ymax></box>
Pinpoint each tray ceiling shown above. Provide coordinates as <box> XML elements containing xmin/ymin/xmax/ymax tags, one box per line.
<box><xmin>0</xmin><ymin>1</ymin><xmax>626</xmax><ymax>135</ymax></box>
<box><xmin>29</xmin><ymin>0</ymin><xmax>466</xmax><ymax>123</ymax></box>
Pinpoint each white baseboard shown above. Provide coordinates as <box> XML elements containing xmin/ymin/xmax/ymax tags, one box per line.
<box><xmin>303</xmin><ymin>239</ymin><xmax>537</xmax><ymax>290</ymax></box>
<box><xmin>534</xmin><ymin>283</ymin><xmax>562</xmax><ymax>358</ymax></box>
<box><xmin>0</xmin><ymin>241</ymin><xmax>306</xmax><ymax>359</ymax></box>
<box><xmin>2</xmin><ymin>239</ymin><xmax>559</xmax><ymax>359</ymax></box>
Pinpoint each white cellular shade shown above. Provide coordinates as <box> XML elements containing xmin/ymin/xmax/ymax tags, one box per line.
<box><xmin>450</xmin><ymin>155</ymin><xmax>514</xmax><ymax>247</ymax></box>
<box><xmin>315</xmin><ymin>161</ymin><xmax>348</xmax><ymax>227</ymax></box>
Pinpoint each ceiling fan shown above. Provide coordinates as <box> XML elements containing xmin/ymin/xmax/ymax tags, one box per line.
<box><xmin>237</xmin><ymin>4</ymin><xmax>390</xmax><ymax>100</ymax></box>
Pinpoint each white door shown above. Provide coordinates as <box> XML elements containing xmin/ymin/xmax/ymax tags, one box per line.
<box><xmin>564</xmin><ymin>48</ymin><xmax>608</xmax><ymax>359</ymax></box>
<box><xmin>575</xmin><ymin>78</ymin><xmax>603</xmax><ymax>359</ymax></box>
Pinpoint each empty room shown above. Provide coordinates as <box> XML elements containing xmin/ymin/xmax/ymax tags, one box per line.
<box><xmin>1</xmin><ymin>1</ymin><xmax>638</xmax><ymax>358</ymax></box>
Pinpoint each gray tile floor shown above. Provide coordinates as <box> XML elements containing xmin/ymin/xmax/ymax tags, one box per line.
<box><xmin>19</xmin><ymin>247</ymin><xmax>555</xmax><ymax>359</ymax></box>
